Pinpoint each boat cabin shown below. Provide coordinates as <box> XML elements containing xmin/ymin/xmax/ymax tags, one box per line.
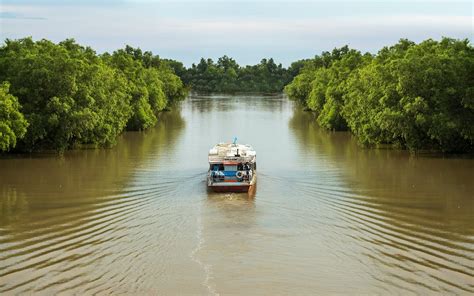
<box><xmin>210</xmin><ymin>162</ymin><xmax>255</xmax><ymax>182</ymax></box>
<box><xmin>207</xmin><ymin>142</ymin><xmax>257</xmax><ymax>192</ymax></box>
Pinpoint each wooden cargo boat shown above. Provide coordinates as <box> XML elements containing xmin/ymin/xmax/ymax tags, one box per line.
<box><xmin>207</xmin><ymin>142</ymin><xmax>257</xmax><ymax>192</ymax></box>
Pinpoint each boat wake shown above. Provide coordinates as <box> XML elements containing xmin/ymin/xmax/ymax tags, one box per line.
<box><xmin>190</xmin><ymin>200</ymin><xmax>219</xmax><ymax>296</ymax></box>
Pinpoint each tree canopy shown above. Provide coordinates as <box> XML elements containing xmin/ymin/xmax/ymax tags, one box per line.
<box><xmin>285</xmin><ymin>38</ymin><xmax>474</xmax><ymax>153</ymax></box>
<box><xmin>170</xmin><ymin>56</ymin><xmax>304</xmax><ymax>93</ymax></box>
<box><xmin>1</xmin><ymin>37</ymin><xmax>472</xmax><ymax>154</ymax></box>
<box><xmin>0</xmin><ymin>38</ymin><xmax>187</xmax><ymax>152</ymax></box>
<box><xmin>0</xmin><ymin>82</ymin><xmax>28</xmax><ymax>152</ymax></box>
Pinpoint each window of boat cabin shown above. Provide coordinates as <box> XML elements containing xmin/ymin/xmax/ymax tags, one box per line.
<box><xmin>211</xmin><ymin>164</ymin><xmax>224</xmax><ymax>171</ymax></box>
<box><xmin>224</xmin><ymin>164</ymin><xmax>237</xmax><ymax>171</ymax></box>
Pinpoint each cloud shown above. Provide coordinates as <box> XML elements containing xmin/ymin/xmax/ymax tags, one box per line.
<box><xmin>1</xmin><ymin>0</ymin><xmax>123</xmax><ymax>4</ymax></box>
<box><xmin>60</xmin><ymin>14</ymin><xmax>469</xmax><ymax>45</ymax></box>
<box><xmin>0</xmin><ymin>11</ymin><xmax>46</xmax><ymax>20</ymax></box>
<box><xmin>0</xmin><ymin>1</ymin><xmax>472</xmax><ymax>66</ymax></box>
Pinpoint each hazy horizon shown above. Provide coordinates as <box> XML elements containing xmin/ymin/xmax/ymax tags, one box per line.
<box><xmin>1</xmin><ymin>0</ymin><xmax>472</xmax><ymax>66</ymax></box>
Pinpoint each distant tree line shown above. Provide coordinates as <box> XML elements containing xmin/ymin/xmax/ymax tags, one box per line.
<box><xmin>1</xmin><ymin>37</ymin><xmax>472</xmax><ymax>154</ymax></box>
<box><xmin>285</xmin><ymin>38</ymin><xmax>474</xmax><ymax>153</ymax></box>
<box><xmin>0</xmin><ymin>38</ymin><xmax>187</xmax><ymax>152</ymax></box>
<box><xmin>163</xmin><ymin>56</ymin><xmax>304</xmax><ymax>93</ymax></box>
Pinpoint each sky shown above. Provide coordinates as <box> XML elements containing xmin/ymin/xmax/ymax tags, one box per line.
<box><xmin>0</xmin><ymin>0</ymin><xmax>472</xmax><ymax>66</ymax></box>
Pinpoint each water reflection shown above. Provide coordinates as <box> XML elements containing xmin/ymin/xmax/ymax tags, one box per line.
<box><xmin>288</xmin><ymin>107</ymin><xmax>474</xmax><ymax>294</ymax></box>
<box><xmin>198</xmin><ymin>192</ymin><xmax>260</xmax><ymax>294</ymax></box>
<box><xmin>0</xmin><ymin>109</ymin><xmax>186</xmax><ymax>294</ymax></box>
<box><xmin>0</xmin><ymin>109</ymin><xmax>185</xmax><ymax>228</ymax></box>
<box><xmin>1</xmin><ymin>94</ymin><xmax>472</xmax><ymax>295</ymax></box>
<box><xmin>188</xmin><ymin>93</ymin><xmax>288</xmax><ymax>113</ymax></box>
<box><xmin>205</xmin><ymin>190</ymin><xmax>257</xmax><ymax>223</ymax></box>
<box><xmin>0</xmin><ymin>188</ymin><xmax>28</xmax><ymax>225</ymax></box>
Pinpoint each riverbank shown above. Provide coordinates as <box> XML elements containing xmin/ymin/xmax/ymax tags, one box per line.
<box><xmin>0</xmin><ymin>38</ymin><xmax>187</xmax><ymax>153</ymax></box>
<box><xmin>285</xmin><ymin>38</ymin><xmax>473</xmax><ymax>153</ymax></box>
<box><xmin>2</xmin><ymin>37</ymin><xmax>472</xmax><ymax>154</ymax></box>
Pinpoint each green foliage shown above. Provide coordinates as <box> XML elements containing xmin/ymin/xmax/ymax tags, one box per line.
<box><xmin>287</xmin><ymin>59</ymin><xmax>312</xmax><ymax>78</ymax></box>
<box><xmin>0</xmin><ymin>38</ymin><xmax>187</xmax><ymax>152</ymax></box>
<box><xmin>103</xmin><ymin>48</ymin><xmax>158</xmax><ymax>130</ymax></box>
<box><xmin>162</xmin><ymin>59</ymin><xmax>187</xmax><ymax>78</ymax></box>
<box><xmin>309</xmin><ymin>50</ymin><xmax>372</xmax><ymax>130</ymax></box>
<box><xmin>344</xmin><ymin>38</ymin><xmax>474</xmax><ymax>152</ymax></box>
<box><xmin>287</xmin><ymin>38</ymin><xmax>474</xmax><ymax>153</ymax></box>
<box><xmin>1</xmin><ymin>37</ymin><xmax>471</xmax><ymax>154</ymax></box>
<box><xmin>0</xmin><ymin>38</ymin><xmax>132</xmax><ymax>151</ymax></box>
<box><xmin>117</xmin><ymin>45</ymin><xmax>188</xmax><ymax>104</ymax></box>
<box><xmin>103</xmin><ymin>46</ymin><xmax>187</xmax><ymax>130</ymax></box>
<box><xmin>182</xmin><ymin>56</ymin><xmax>292</xmax><ymax>93</ymax></box>
<box><xmin>157</xmin><ymin>66</ymin><xmax>188</xmax><ymax>105</ymax></box>
<box><xmin>285</xmin><ymin>46</ymin><xmax>359</xmax><ymax>108</ymax></box>
<box><xmin>284</xmin><ymin>67</ymin><xmax>317</xmax><ymax>106</ymax></box>
<box><xmin>0</xmin><ymin>82</ymin><xmax>28</xmax><ymax>151</ymax></box>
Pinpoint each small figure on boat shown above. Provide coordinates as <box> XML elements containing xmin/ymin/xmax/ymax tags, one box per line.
<box><xmin>207</xmin><ymin>139</ymin><xmax>257</xmax><ymax>192</ymax></box>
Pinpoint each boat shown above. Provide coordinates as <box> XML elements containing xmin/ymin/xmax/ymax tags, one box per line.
<box><xmin>207</xmin><ymin>140</ymin><xmax>257</xmax><ymax>192</ymax></box>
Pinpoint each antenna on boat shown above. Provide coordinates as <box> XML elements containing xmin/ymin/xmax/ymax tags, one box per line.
<box><xmin>233</xmin><ymin>137</ymin><xmax>237</xmax><ymax>145</ymax></box>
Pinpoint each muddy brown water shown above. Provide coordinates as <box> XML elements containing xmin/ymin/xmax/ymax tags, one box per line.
<box><xmin>1</xmin><ymin>94</ymin><xmax>473</xmax><ymax>295</ymax></box>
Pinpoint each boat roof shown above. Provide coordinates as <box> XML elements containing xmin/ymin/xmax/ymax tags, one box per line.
<box><xmin>208</xmin><ymin>143</ymin><xmax>256</xmax><ymax>164</ymax></box>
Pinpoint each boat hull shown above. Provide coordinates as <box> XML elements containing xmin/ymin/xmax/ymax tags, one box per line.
<box><xmin>210</xmin><ymin>184</ymin><xmax>251</xmax><ymax>193</ymax></box>
<box><xmin>208</xmin><ymin>175</ymin><xmax>257</xmax><ymax>193</ymax></box>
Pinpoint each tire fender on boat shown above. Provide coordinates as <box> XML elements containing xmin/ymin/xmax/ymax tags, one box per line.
<box><xmin>236</xmin><ymin>171</ymin><xmax>244</xmax><ymax>179</ymax></box>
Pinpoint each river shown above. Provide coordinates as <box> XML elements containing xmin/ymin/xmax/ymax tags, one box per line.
<box><xmin>1</xmin><ymin>94</ymin><xmax>473</xmax><ymax>295</ymax></box>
